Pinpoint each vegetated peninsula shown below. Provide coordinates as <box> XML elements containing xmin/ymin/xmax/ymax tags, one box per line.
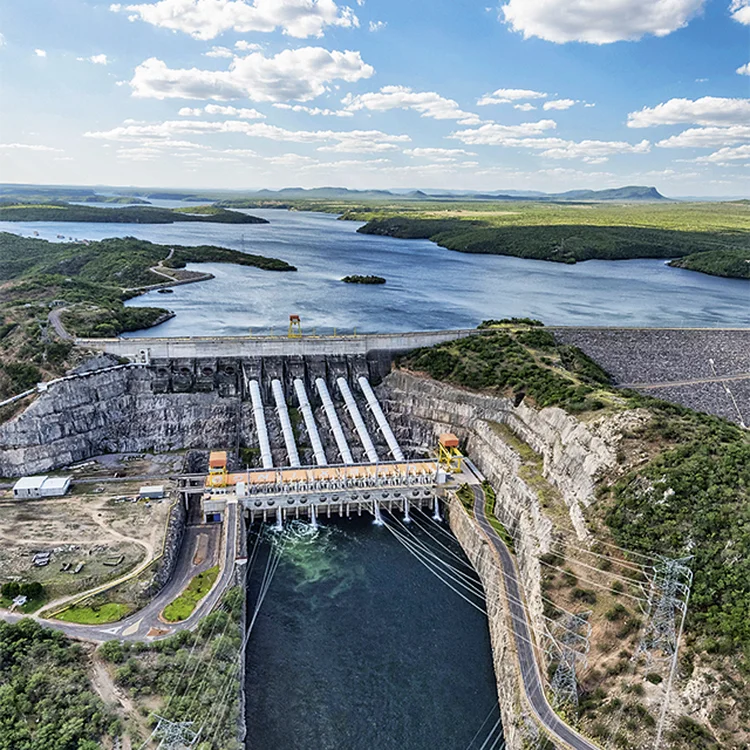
<box><xmin>349</xmin><ymin>199</ymin><xmax>750</xmax><ymax>278</ymax></box>
<box><xmin>342</xmin><ymin>274</ymin><xmax>386</xmax><ymax>284</ymax></box>
<box><xmin>0</xmin><ymin>233</ymin><xmax>295</xmax><ymax>402</ymax></box>
<box><xmin>0</xmin><ymin>202</ymin><xmax>268</xmax><ymax>224</ymax></box>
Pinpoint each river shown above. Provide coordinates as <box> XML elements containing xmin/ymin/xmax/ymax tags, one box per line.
<box><xmin>2</xmin><ymin>208</ymin><xmax>748</xmax><ymax>334</ymax></box>
<box><xmin>245</xmin><ymin>516</ymin><xmax>500</xmax><ymax>750</ymax></box>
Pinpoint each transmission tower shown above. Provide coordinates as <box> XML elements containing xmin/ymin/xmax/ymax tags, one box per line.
<box><xmin>637</xmin><ymin>556</ymin><xmax>692</xmax><ymax>662</ymax></box>
<box><xmin>547</xmin><ymin>612</ymin><xmax>591</xmax><ymax>714</ymax></box>
<box><xmin>148</xmin><ymin>715</ymin><xmax>202</xmax><ymax>750</ymax></box>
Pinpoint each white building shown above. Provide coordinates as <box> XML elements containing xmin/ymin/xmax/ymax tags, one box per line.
<box><xmin>139</xmin><ymin>485</ymin><xmax>165</xmax><ymax>499</ymax></box>
<box><xmin>13</xmin><ymin>475</ymin><xmax>72</xmax><ymax>499</ymax></box>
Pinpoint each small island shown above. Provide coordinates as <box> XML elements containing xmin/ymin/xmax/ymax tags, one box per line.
<box><xmin>341</xmin><ymin>275</ymin><xmax>386</xmax><ymax>285</ymax></box>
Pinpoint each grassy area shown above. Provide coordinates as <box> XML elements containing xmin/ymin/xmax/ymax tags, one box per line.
<box><xmin>456</xmin><ymin>483</ymin><xmax>475</xmax><ymax>515</ymax></box>
<box><xmin>482</xmin><ymin>481</ymin><xmax>515</xmax><ymax>552</ymax></box>
<box><xmin>56</xmin><ymin>602</ymin><xmax>133</xmax><ymax>624</ymax></box>
<box><xmin>162</xmin><ymin>565</ymin><xmax>220</xmax><ymax>622</ymax></box>
<box><xmin>0</xmin><ymin>594</ymin><xmax>47</xmax><ymax>614</ymax></box>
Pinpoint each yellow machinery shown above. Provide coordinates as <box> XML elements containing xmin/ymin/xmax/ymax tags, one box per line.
<box><xmin>288</xmin><ymin>314</ymin><xmax>302</xmax><ymax>338</ymax></box>
<box><xmin>207</xmin><ymin>450</ymin><xmax>228</xmax><ymax>488</ymax></box>
<box><xmin>438</xmin><ymin>433</ymin><xmax>463</xmax><ymax>472</ymax></box>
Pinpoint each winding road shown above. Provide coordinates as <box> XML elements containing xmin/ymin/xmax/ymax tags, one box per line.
<box><xmin>471</xmin><ymin>484</ymin><xmax>600</xmax><ymax>750</ymax></box>
<box><xmin>2</xmin><ymin>502</ymin><xmax>238</xmax><ymax>643</ymax></box>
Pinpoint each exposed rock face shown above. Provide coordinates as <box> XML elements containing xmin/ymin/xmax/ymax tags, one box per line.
<box><xmin>0</xmin><ymin>369</ymin><xmax>243</xmax><ymax>476</ymax></box>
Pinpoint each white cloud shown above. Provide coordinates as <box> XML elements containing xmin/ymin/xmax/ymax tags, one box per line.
<box><xmin>204</xmin><ymin>46</ymin><xmax>235</xmax><ymax>58</ymax></box>
<box><xmin>449</xmin><ymin>119</ymin><xmax>557</xmax><ymax>144</ymax></box>
<box><xmin>731</xmin><ymin>0</ymin><xmax>750</xmax><ymax>24</ymax></box>
<box><xmin>584</xmin><ymin>103</ymin><xmax>596</xmax><ymax>108</ymax></box>
<box><xmin>695</xmin><ymin>144</ymin><xmax>750</xmax><ymax>163</ymax></box>
<box><xmin>737</xmin><ymin>62</ymin><xmax>750</xmax><ymax>76</ymax></box>
<box><xmin>34</xmin><ymin>48</ymin><xmax>47</xmax><ymax>57</ymax></box>
<box><xmin>514</xmin><ymin>103</ymin><xmax>536</xmax><ymax>111</ymax></box>
<box><xmin>0</xmin><ymin>143</ymin><xmax>62</xmax><ymax>152</ymax></box>
<box><xmin>85</xmin><ymin>118</ymin><xmax>409</xmax><ymax>153</ymax></box>
<box><xmin>537</xmin><ymin>138</ymin><xmax>651</xmax><ymax>162</ymax></box>
<box><xmin>0</xmin><ymin>33</ymin><xmax>6</xmax><ymax>47</ymax></box>
<box><xmin>129</xmin><ymin>47</ymin><xmax>374</xmax><ymax>102</ymax></box>
<box><xmin>543</xmin><ymin>98</ymin><xmax>577</xmax><ymax>111</ymax></box>
<box><xmin>404</xmin><ymin>147</ymin><xmax>477</xmax><ymax>161</ymax></box>
<box><xmin>274</xmin><ymin>102</ymin><xmax>353</xmax><ymax>116</ymax></box>
<box><xmin>477</xmin><ymin>88</ymin><xmax>547</xmax><ymax>105</ymax></box>
<box><xmin>179</xmin><ymin>104</ymin><xmax>265</xmax><ymax>118</ymax></box>
<box><xmin>235</xmin><ymin>40</ymin><xmax>262</xmax><ymax>51</ymax></box>
<box><xmin>77</xmin><ymin>53</ymin><xmax>109</xmax><ymax>64</ymax></box>
<box><xmin>368</xmin><ymin>20</ymin><xmax>386</xmax><ymax>31</ymax></box>
<box><xmin>628</xmin><ymin>97</ymin><xmax>750</xmax><ymax>127</ymax></box>
<box><xmin>343</xmin><ymin>85</ymin><xmax>483</xmax><ymax>124</ymax></box>
<box><xmin>500</xmin><ymin>0</ymin><xmax>706</xmax><ymax>44</ymax></box>
<box><xmin>113</xmin><ymin>0</ymin><xmax>359</xmax><ymax>40</ymax></box>
<box><xmin>656</xmin><ymin>125</ymin><xmax>750</xmax><ymax>148</ymax></box>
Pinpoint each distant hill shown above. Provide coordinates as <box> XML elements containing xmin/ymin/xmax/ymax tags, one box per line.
<box><xmin>551</xmin><ymin>186</ymin><xmax>667</xmax><ymax>201</ymax></box>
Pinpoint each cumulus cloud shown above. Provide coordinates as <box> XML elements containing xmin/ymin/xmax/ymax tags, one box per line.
<box><xmin>543</xmin><ymin>99</ymin><xmax>577</xmax><ymax>111</ymax></box>
<box><xmin>500</xmin><ymin>0</ymin><xmax>706</xmax><ymax>44</ymax></box>
<box><xmin>77</xmin><ymin>53</ymin><xmax>109</xmax><ymax>64</ymax></box>
<box><xmin>179</xmin><ymin>104</ymin><xmax>265</xmax><ymax>118</ymax></box>
<box><xmin>656</xmin><ymin>125</ymin><xmax>750</xmax><ymax>148</ymax></box>
<box><xmin>368</xmin><ymin>20</ymin><xmax>386</xmax><ymax>31</ymax></box>
<box><xmin>34</xmin><ymin>48</ymin><xmax>47</xmax><ymax>57</ymax></box>
<box><xmin>477</xmin><ymin>88</ymin><xmax>547</xmax><ymax>105</ymax></box>
<box><xmin>628</xmin><ymin>97</ymin><xmax>750</xmax><ymax>127</ymax></box>
<box><xmin>204</xmin><ymin>46</ymin><xmax>235</xmax><ymax>58</ymax></box>
<box><xmin>737</xmin><ymin>62</ymin><xmax>750</xmax><ymax>76</ymax></box>
<box><xmin>274</xmin><ymin>102</ymin><xmax>353</xmax><ymax>116</ymax></box>
<box><xmin>514</xmin><ymin>103</ymin><xmax>536</xmax><ymax>112</ymax></box>
<box><xmin>129</xmin><ymin>47</ymin><xmax>374</xmax><ymax>102</ymax></box>
<box><xmin>731</xmin><ymin>0</ymin><xmax>750</xmax><ymax>24</ymax></box>
<box><xmin>695</xmin><ymin>144</ymin><xmax>750</xmax><ymax>163</ymax></box>
<box><xmin>113</xmin><ymin>0</ymin><xmax>359</xmax><ymax>39</ymax></box>
<box><xmin>85</xmin><ymin>118</ymin><xmax>409</xmax><ymax>153</ymax></box>
<box><xmin>449</xmin><ymin>120</ymin><xmax>557</xmax><ymax>144</ymax></box>
<box><xmin>537</xmin><ymin>138</ymin><xmax>651</xmax><ymax>162</ymax></box>
<box><xmin>235</xmin><ymin>40</ymin><xmax>262</xmax><ymax>51</ymax></box>
<box><xmin>343</xmin><ymin>85</ymin><xmax>483</xmax><ymax>124</ymax></box>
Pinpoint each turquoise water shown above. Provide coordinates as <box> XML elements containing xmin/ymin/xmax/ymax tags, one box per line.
<box><xmin>245</xmin><ymin>516</ymin><xmax>501</xmax><ymax>750</ymax></box>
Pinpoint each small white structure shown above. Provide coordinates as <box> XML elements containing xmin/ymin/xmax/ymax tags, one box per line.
<box><xmin>13</xmin><ymin>475</ymin><xmax>71</xmax><ymax>499</ymax></box>
<box><xmin>139</xmin><ymin>485</ymin><xmax>165</xmax><ymax>499</ymax></box>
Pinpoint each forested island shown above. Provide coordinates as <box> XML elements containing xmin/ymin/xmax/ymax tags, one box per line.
<box><xmin>342</xmin><ymin>274</ymin><xmax>386</xmax><ymax>284</ymax></box>
<box><xmin>0</xmin><ymin>202</ymin><xmax>267</xmax><ymax>224</ymax></box>
<box><xmin>0</xmin><ymin>233</ymin><xmax>295</xmax><ymax>402</ymax></box>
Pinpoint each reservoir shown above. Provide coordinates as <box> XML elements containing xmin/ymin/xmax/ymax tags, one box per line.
<box><xmin>244</xmin><ymin>516</ymin><xmax>500</xmax><ymax>750</ymax></box>
<box><xmin>2</xmin><ymin>208</ymin><xmax>748</xmax><ymax>334</ymax></box>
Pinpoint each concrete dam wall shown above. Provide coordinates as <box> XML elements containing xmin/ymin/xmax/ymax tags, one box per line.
<box><xmin>0</xmin><ymin>352</ymin><xmax>411</xmax><ymax>477</ymax></box>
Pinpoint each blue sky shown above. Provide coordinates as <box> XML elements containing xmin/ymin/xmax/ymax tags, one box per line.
<box><xmin>1</xmin><ymin>0</ymin><xmax>749</xmax><ymax>195</ymax></box>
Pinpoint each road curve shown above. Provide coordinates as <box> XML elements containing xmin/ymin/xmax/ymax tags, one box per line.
<box><xmin>1</xmin><ymin>502</ymin><xmax>238</xmax><ymax>643</ymax></box>
<box><xmin>471</xmin><ymin>486</ymin><xmax>600</xmax><ymax>750</ymax></box>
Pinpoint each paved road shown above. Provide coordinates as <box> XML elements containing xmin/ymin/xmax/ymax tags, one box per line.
<box><xmin>471</xmin><ymin>485</ymin><xmax>600</xmax><ymax>750</ymax></box>
<box><xmin>621</xmin><ymin>372</ymin><xmax>750</xmax><ymax>390</ymax></box>
<box><xmin>48</xmin><ymin>307</ymin><xmax>73</xmax><ymax>340</ymax></box>
<box><xmin>1</xmin><ymin>502</ymin><xmax>238</xmax><ymax>642</ymax></box>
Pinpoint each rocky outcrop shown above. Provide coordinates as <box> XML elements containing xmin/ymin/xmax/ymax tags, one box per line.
<box><xmin>0</xmin><ymin>368</ymin><xmax>245</xmax><ymax>476</ymax></box>
<box><xmin>149</xmin><ymin>496</ymin><xmax>187</xmax><ymax>595</ymax></box>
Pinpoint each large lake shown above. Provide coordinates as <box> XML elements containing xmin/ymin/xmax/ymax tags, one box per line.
<box><xmin>2</xmin><ymin>207</ymin><xmax>748</xmax><ymax>334</ymax></box>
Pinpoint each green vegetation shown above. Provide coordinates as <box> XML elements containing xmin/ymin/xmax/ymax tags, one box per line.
<box><xmin>100</xmin><ymin>586</ymin><xmax>244</xmax><ymax>750</ymax></box>
<box><xmin>456</xmin><ymin>483</ymin><xmax>475</xmax><ymax>515</ymax></box>
<box><xmin>669</xmin><ymin>247</ymin><xmax>750</xmax><ymax>279</ymax></box>
<box><xmin>56</xmin><ymin>602</ymin><xmax>132</xmax><ymax>624</ymax></box>
<box><xmin>0</xmin><ymin>619</ymin><xmax>117</xmax><ymax>749</ymax></box>
<box><xmin>0</xmin><ymin>581</ymin><xmax>47</xmax><ymax>613</ymax></box>
<box><xmin>0</xmin><ymin>202</ymin><xmax>267</xmax><ymax>224</ymax></box>
<box><xmin>341</xmin><ymin>274</ymin><xmax>386</xmax><ymax>284</ymax></box>
<box><xmin>399</xmin><ymin>328</ymin><xmax>610</xmax><ymax>413</ymax></box>
<box><xmin>482</xmin><ymin>480</ymin><xmax>515</xmax><ymax>551</ymax></box>
<box><xmin>405</xmin><ymin>327</ymin><xmax>750</xmax><ymax>665</ymax></box>
<box><xmin>162</xmin><ymin>565</ymin><xmax>220</xmax><ymax>622</ymax></box>
<box><xmin>0</xmin><ymin>233</ymin><xmax>294</xmax><ymax>401</ymax></box>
